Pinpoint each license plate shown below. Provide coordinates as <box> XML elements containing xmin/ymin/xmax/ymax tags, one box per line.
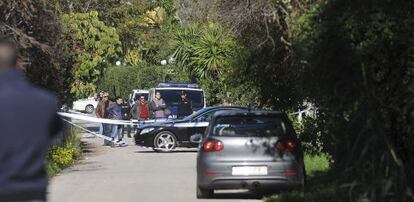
<box><xmin>232</xmin><ymin>166</ymin><xmax>268</xmax><ymax>176</ymax></box>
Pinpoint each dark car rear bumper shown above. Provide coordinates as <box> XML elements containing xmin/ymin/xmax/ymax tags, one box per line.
<box><xmin>203</xmin><ymin>177</ymin><xmax>301</xmax><ymax>190</ymax></box>
<box><xmin>197</xmin><ymin>160</ymin><xmax>305</xmax><ymax>190</ymax></box>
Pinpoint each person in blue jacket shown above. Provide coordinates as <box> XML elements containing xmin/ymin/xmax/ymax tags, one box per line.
<box><xmin>0</xmin><ymin>36</ymin><xmax>62</xmax><ymax>202</ymax></box>
<box><xmin>107</xmin><ymin>97</ymin><xmax>127</xmax><ymax>146</ymax></box>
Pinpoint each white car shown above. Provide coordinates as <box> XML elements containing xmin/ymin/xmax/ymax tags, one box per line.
<box><xmin>72</xmin><ymin>97</ymin><xmax>98</xmax><ymax>114</ymax></box>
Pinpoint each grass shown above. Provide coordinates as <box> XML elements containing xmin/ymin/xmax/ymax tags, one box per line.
<box><xmin>304</xmin><ymin>153</ymin><xmax>331</xmax><ymax>177</ymax></box>
<box><xmin>46</xmin><ymin>127</ymin><xmax>82</xmax><ymax>177</ymax></box>
<box><xmin>265</xmin><ymin>153</ymin><xmax>338</xmax><ymax>202</ymax></box>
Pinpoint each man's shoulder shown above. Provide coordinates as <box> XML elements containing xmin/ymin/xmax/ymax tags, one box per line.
<box><xmin>28</xmin><ymin>85</ymin><xmax>56</xmax><ymax>104</ymax></box>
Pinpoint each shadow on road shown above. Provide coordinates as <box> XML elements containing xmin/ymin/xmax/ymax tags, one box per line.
<box><xmin>134</xmin><ymin>149</ymin><xmax>198</xmax><ymax>154</ymax></box>
<box><xmin>210</xmin><ymin>190</ymin><xmax>263</xmax><ymax>200</ymax></box>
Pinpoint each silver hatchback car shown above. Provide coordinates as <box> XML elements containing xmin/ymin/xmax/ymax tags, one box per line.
<box><xmin>191</xmin><ymin>110</ymin><xmax>306</xmax><ymax>198</ymax></box>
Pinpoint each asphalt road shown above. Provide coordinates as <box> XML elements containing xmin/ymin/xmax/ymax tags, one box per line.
<box><xmin>48</xmin><ymin>118</ymin><xmax>263</xmax><ymax>202</ymax></box>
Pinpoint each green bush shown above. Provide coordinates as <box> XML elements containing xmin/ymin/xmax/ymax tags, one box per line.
<box><xmin>97</xmin><ymin>63</ymin><xmax>166</xmax><ymax>98</ymax></box>
<box><xmin>304</xmin><ymin>153</ymin><xmax>331</xmax><ymax>177</ymax></box>
<box><xmin>46</xmin><ymin>128</ymin><xmax>81</xmax><ymax>177</ymax></box>
<box><xmin>265</xmin><ymin>153</ymin><xmax>333</xmax><ymax>202</ymax></box>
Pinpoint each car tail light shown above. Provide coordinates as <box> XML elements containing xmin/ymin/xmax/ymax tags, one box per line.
<box><xmin>283</xmin><ymin>169</ymin><xmax>297</xmax><ymax>177</ymax></box>
<box><xmin>202</xmin><ymin>139</ymin><xmax>224</xmax><ymax>152</ymax></box>
<box><xmin>275</xmin><ymin>139</ymin><xmax>296</xmax><ymax>152</ymax></box>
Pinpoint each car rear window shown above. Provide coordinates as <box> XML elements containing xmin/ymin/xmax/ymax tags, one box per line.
<box><xmin>212</xmin><ymin>116</ymin><xmax>286</xmax><ymax>137</ymax></box>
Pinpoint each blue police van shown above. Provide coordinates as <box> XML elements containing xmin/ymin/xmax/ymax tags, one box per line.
<box><xmin>148</xmin><ymin>82</ymin><xmax>206</xmax><ymax>119</ymax></box>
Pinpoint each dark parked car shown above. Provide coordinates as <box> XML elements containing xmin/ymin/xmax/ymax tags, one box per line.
<box><xmin>134</xmin><ymin>106</ymin><xmax>248</xmax><ymax>152</ymax></box>
<box><xmin>192</xmin><ymin>110</ymin><xmax>306</xmax><ymax>198</ymax></box>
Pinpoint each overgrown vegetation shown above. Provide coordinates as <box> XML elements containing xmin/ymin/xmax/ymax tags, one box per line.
<box><xmin>46</xmin><ymin>128</ymin><xmax>82</xmax><ymax>177</ymax></box>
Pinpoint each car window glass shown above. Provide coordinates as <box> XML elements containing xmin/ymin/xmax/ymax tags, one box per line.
<box><xmin>212</xmin><ymin>116</ymin><xmax>286</xmax><ymax>137</ymax></box>
<box><xmin>157</xmin><ymin>90</ymin><xmax>204</xmax><ymax>108</ymax></box>
<box><xmin>196</xmin><ymin>110</ymin><xmax>217</xmax><ymax>122</ymax></box>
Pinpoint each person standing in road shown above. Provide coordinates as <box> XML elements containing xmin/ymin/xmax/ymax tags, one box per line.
<box><xmin>107</xmin><ymin>97</ymin><xmax>126</xmax><ymax>146</ymax></box>
<box><xmin>177</xmin><ymin>91</ymin><xmax>193</xmax><ymax>119</ymax></box>
<box><xmin>121</xmin><ymin>98</ymin><xmax>132</xmax><ymax>138</ymax></box>
<box><xmin>130</xmin><ymin>95</ymin><xmax>150</xmax><ymax>135</ymax></box>
<box><xmin>151</xmin><ymin>91</ymin><xmax>167</xmax><ymax>119</ymax></box>
<box><xmin>96</xmin><ymin>92</ymin><xmax>110</xmax><ymax>144</ymax></box>
<box><xmin>131</xmin><ymin>95</ymin><xmax>150</xmax><ymax>121</ymax></box>
<box><xmin>0</xmin><ymin>36</ymin><xmax>62</xmax><ymax>202</ymax></box>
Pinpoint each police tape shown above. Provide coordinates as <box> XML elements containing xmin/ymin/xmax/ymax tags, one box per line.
<box><xmin>60</xmin><ymin>118</ymin><xmax>114</xmax><ymax>141</ymax></box>
<box><xmin>57</xmin><ymin>112</ymin><xmax>170</xmax><ymax>143</ymax></box>
<box><xmin>57</xmin><ymin>112</ymin><xmax>169</xmax><ymax>126</ymax></box>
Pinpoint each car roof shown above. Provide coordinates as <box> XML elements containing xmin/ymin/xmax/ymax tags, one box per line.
<box><xmin>132</xmin><ymin>89</ymin><xmax>149</xmax><ymax>93</ymax></box>
<box><xmin>212</xmin><ymin>110</ymin><xmax>285</xmax><ymax>119</ymax></box>
<box><xmin>150</xmin><ymin>87</ymin><xmax>203</xmax><ymax>91</ymax></box>
<box><xmin>204</xmin><ymin>106</ymin><xmax>249</xmax><ymax>110</ymax></box>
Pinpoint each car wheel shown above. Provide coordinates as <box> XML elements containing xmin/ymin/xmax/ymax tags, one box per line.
<box><xmin>153</xmin><ymin>131</ymin><xmax>177</xmax><ymax>152</ymax></box>
<box><xmin>197</xmin><ymin>186</ymin><xmax>213</xmax><ymax>199</ymax></box>
<box><xmin>85</xmin><ymin>104</ymin><xmax>94</xmax><ymax>114</ymax></box>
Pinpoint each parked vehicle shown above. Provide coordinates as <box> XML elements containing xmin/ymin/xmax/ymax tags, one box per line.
<box><xmin>128</xmin><ymin>89</ymin><xmax>149</xmax><ymax>106</ymax></box>
<box><xmin>134</xmin><ymin>106</ymin><xmax>247</xmax><ymax>152</ymax></box>
<box><xmin>72</xmin><ymin>97</ymin><xmax>98</xmax><ymax>114</ymax></box>
<box><xmin>148</xmin><ymin>82</ymin><xmax>206</xmax><ymax>119</ymax></box>
<box><xmin>192</xmin><ymin>110</ymin><xmax>306</xmax><ymax>198</ymax></box>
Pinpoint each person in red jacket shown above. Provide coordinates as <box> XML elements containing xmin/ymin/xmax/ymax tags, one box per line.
<box><xmin>130</xmin><ymin>95</ymin><xmax>150</xmax><ymax>120</ymax></box>
<box><xmin>130</xmin><ymin>95</ymin><xmax>150</xmax><ymax>135</ymax></box>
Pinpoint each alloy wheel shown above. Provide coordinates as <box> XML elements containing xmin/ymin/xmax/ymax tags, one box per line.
<box><xmin>154</xmin><ymin>132</ymin><xmax>176</xmax><ymax>152</ymax></box>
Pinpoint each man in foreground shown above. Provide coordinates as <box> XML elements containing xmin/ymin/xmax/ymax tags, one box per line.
<box><xmin>0</xmin><ymin>37</ymin><xmax>62</xmax><ymax>201</ymax></box>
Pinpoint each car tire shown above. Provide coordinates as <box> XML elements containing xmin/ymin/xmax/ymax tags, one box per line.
<box><xmin>85</xmin><ymin>104</ymin><xmax>94</xmax><ymax>114</ymax></box>
<box><xmin>153</xmin><ymin>131</ymin><xmax>177</xmax><ymax>152</ymax></box>
<box><xmin>197</xmin><ymin>186</ymin><xmax>213</xmax><ymax>199</ymax></box>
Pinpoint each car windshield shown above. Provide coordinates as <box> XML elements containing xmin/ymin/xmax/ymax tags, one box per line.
<box><xmin>212</xmin><ymin>116</ymin><xmax>286</xmax><ymax>137</ymax></box>
<box><xmin>158</xmin><ymin>89</ymin><xmax>204</xmax><ymax>108</ymax></box>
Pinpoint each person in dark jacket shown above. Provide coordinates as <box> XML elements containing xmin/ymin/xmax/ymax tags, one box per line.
<box><xmin>121</xmin><ymin>98</ymin><xmax>132</xmax><ymax>137</ymax></box>
<box><xmin>177</xmin><ymin>91</ymin><xmax>193</xmax><ymax>119</ymax></box>
<box><xmin>107</xmin><ymin>97</ymin><xmax>126</xmax><ymax>146</ymax></box>
<box><xmin>0</xmin><ymin>37</ymin><xmax>62</xmax><ymax>202</ymax></box>
<box><xmin>96</xmin><ymin>92</ymin><xmax>110</xmax><ymax>145</ymax></box>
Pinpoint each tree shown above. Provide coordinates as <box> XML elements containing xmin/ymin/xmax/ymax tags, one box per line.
<box><xmin>62</xmin><ymin>11</ymin><xmax>121</xmax><ymax>98</ymax></box>
<box><xmin>97</xmin><ymin>63</ymin><xmax>184</xmax><ymax>98</ymax></box>
<box><xmin>295</xmin><ymin>0</ymin><xmax>414</xmax><ymax>201</ymax></box>
<box><xmin>170</xmin><ymin>23</ymin><xmax>239</xmax><ymax>104</ymax></box>
<box><xmin>0</xmin><ymin>0</ymin><xmax>73</xmax><ymax>104</ymax></box>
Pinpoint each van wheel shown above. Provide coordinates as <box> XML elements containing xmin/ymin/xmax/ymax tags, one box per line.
<box><xmin>197</xmin><ymin>186</ymin><xmax>213</xmax><ymax>199</ymax></box>
<box><xmin>153</xmin><ymin>131</ymin><xmax>177</xmax><ymax>152</ymax></box>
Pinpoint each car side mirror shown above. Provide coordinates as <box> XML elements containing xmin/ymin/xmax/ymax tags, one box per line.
<box><xmin>190</xmin><ymin>133</ymin><xmax>203</xmax><ymax>144</ymax></box>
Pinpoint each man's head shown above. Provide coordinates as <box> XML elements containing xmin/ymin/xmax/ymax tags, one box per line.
<box><xmin>139</xmin><ymin>95</ymin><xmax>145</xmax><ymax>103</ymax></box>
<box><xmin>116</xmin><ymin>97</ymin><xmax>123</xmax><ymax>104</ymax></box>
<box><xmin>180</xmin><ymin>91</ymin><xmax>187</xmax><ymax>100</ymax></box>
<box><xmin>0</xmin><ymin>36</ymin><xmax>18</xmax><ymax>71</ymax></box>
<box><xmin>102</xmin><ymin>93</ymin><xmax>109</xmax><ymax>101</ymax></box>
<box><xmin>155</xmin><ymin>91</ymin><xmax>161</xmax><ymax>100</ymax></box>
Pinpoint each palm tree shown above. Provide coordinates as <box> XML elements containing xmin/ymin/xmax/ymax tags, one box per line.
<box><xmin>191</xmin><ymin>24</ymin><xmax>237</xmax><ymax>78</ymax></box>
